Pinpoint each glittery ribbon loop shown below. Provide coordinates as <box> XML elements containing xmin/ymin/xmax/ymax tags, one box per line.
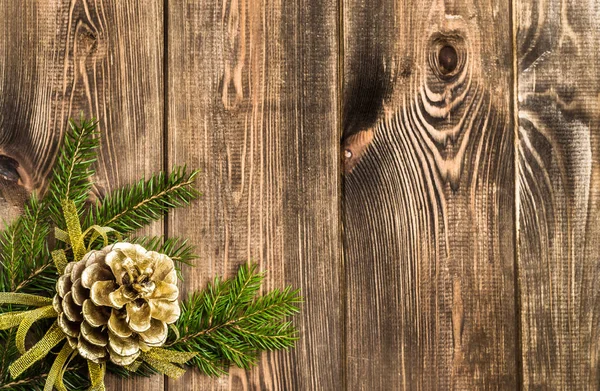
<box><xmin>44</xmin><ymin>342</ymin><xmax>73</xmax><ymax>391</ymax></box>
<box><xmin>82</xmin><ymin>225</ymin><xmax>122</xmax><ymax>249</ymax></box>
<box><xmin>54</xmin><ymin>227</ymin><xmax>71</xmax><ymax>245</ymax></box>
<box><xmin>9</xmin><ymin>321</ymin><xmax>66</xmax><ymax>379</ymax></box>
<box><xmin>0</xmin><ymin>311</ymin><xmax>28</xmax><ymax>330</ymax></box>
<box><xmin>16</xmin><ymin>305</ymin><xmax>58</xmax><ymax>353</ymax></box>
<box><xmin>52</xmin><ymin>249</ymin><xmax>69</xmax><ymax>275</ymax></box>
<box><xmin>0</xmin><ymin>292</ymin><xmax>53</xmax><ymax>307</ymax></box>
<box><xmin>62</xmin><ymin>199</ymin><xmax>86</xmax><ymax>261</ymax></box>
<box><xmin>140</xmin><ymin>348</ymin><xmax>197</xmax><ymax>379</ymax></box>
<box><xmin>87</xmin><ymin>361</ymin><xmax>106</xmax><ymax>391</ymax></box>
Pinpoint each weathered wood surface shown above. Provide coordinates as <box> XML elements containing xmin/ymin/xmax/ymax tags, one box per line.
<box><xmin>166</xmin><ymin>0</ymin><xmax>342</xmax><ymax>389</ymax></box>
<box><xmin>516</xmin><ymin>0</ymin><xmax>600</xmax><ymax>388</ymax></box>
<box><xmin>342</xmin><ymin>0</ymin><xmax>517</xmax><ymax>388</ymax></box>
<box><xmin>1</xmin><ymin>0</ymin><xmax>600</xmax><ymax>390</ymax></box>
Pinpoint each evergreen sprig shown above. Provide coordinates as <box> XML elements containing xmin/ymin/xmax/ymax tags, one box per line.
<box><xmin>46</xmin><ymin>116</ymin><xmax>99</xmax><ymax>223</ymax></box>
<box><xmin>85</xmin><ymin>166</ymin><xmax>200</xmax><ymax>234</ymax></box>
<box><xmin>0</xmin><ymin>195</ymin><xmax>52</xmax><ymax>295</ymax></box>
<box><xmin>169</xmin><ymin>264</ymin><xmax>302</xmax><ymax>376</ymax></box>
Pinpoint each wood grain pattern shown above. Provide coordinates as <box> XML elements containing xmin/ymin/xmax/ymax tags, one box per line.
<box><xmin>0</xmin><ymin>1</ymin><xmax>165</xmax><ymax>390</ymax></box>
<box><xmin>516</xmin><ymin>0</ymin><xmax>600</xmax><ymax>388</ymax></box>
<box><xmin>167</xmin><ymin>0</ymin><xmax>342</xmax><ymax>390</ymax></box>
<box><xmin>2</xmin><ymin>1</ymin><xmax>600</xmax><ymax>390</ymax></box>
<box><xmin>342</xmin><ymin>0</ymin><xmax>517</xmax><ymax>388</ymax></box>
<box><xmin>0</xmin><ymin>0</ymin><xmax>68</xmax><ymax>221</ymax></box>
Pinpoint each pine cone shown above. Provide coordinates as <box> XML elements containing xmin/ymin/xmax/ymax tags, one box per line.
<box><xmin>53</xmin><ymin>243</ymin><xmax>180</xmax><ymax>365</ymax></box>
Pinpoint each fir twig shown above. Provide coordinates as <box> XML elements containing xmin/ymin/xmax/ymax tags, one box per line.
<box><xmin>0</xmin><ymin>220</ymin><xmax>21</xmax><ymax>291</ymax></box>
<box><xmin>86</xmin><ymin>166</ymin><xmax>200</xmax><ymax>234</ymax></box>
<box><xmin>46</xmin><ymin>116</ymin><xmax>99</xmax><ymax>225</ymax></box>
<box><xmin>169</xmin><ymin>264</ymin><xmax>302</xmax><ymax>376</ymax></box>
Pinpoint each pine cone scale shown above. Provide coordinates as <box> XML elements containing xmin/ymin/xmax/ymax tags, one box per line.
<box><xmin>139</xmin><ymin>319</ymin><xmax>168</xmax><ymax>346</ymax></box>
<box><xmin>71</xmin><ymin>278</ymin><xmax>89</xmax><ymax>305</ymax></box>
<box><xmin>62</xmin><ymin>292</ymin><xmax>83</xmax><ymax>322</ymax></box>
<box><xmin>108</xmin><ymin>309</ymin><xmax>133</xmax><ymax>338</ymax></box>
<box><xmin>149</xmin><ymin>299</ymin><xmax>180</xmax><ymax>324</ymax></box>
<box><xmin>90</xmin><ymin>280</ymin><xmax>118</xmax><ymax>307</ymax></box>
<box><xmin>82</xmin><ymin>299</ymin><xmax>111</xmax><ymax>327</ymax></box>
<box><xmin>81</xmin><ymin>321</ymin><xmax>108</xmax><ymax>346</ymax></box>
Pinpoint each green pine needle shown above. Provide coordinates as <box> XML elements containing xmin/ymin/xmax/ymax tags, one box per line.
<box><xmin>46</xmin><ymin>116</ymin><xmax>99</xmax><ymax>225</ymax></box>
<box><xmin>169</xmin><ymin>264</ymin><xmax>302</xmax><ymax>376</ymax></box>
<box><xmin>86</xmin><ymin>166</ymin><xmax>201</xmax><ymax>234</ymax></box>
<box><xmin>0</xmin><ymin>194</ymin><xmax>51</xmax><ymax>294</ymax></box>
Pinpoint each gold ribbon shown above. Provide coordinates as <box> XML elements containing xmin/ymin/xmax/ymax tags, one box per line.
<box><xmin>124</xmin><ymin>360</ymin><xmax>142</xmax><ymax>373</ymax></box>
<box><xmin>83</xmin><ymin>225</ymin><xmax>122</xmax><ymax>249</ymax></box>
<box><xmin>62</xmin><ymin>199</ymin><xmax>86</xmax><ymax>261</ymax></box>
<box><xmin>0</xmin><ymin>311</ymin><xmax>28</xmax><ymax>330</ymax></box>
<box><xmin>54</xmin><ymin>227</ymin><xmax>71</xmax><ymax>245</ymax></box>
<box><xmin>52</xmin><ymin>249</ymin><xmax>68</xmax><ymax>275</ymax></box>
<box><xmin>0</xmin><ymin>292</ymin><xmax>53</xmax><ymax>307</ymax></box>
<box><xmin>9</xmin><ymin>321</ymin><xmax>65</xmax><ymax>379</ymax></box>
<box><xmin>140</xmin><ymin>348</ymin><xmax>197</xmax><ymax>379</ymax></box>
<box><xmin>16</xmin><ymin>305</ymin><xmax>58</xmax><ymax>354</ymax></box>
<box><xmin>44</xmin><ymin>342</ymin><xmax>73</xmax><ymax>391</ymax></box>
<box><xmin>87</xmin><ymin>361</ymin><xmax>106</xmax><ymax>391</ymax></box>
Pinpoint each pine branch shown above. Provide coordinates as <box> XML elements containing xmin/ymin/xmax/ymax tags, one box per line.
<box><xmin>169</xmin><ymin>264</ymin><xmax>302</xmax><ymax>376</ymax></box>
<box><xmin>86</xmin><ymin>166</ymin><xmax>201</xmax><ymax>234</ymax></box>
<box><xmin>46</xmin><ymin>116</ymin><xmax>99</xmax><ymax>225</ymax></box>
<box><xmin>0</xmin><ymin>220</ymin><xmax>21</xmax><ymax>291</ymax></box>
<box><xmin>0</xmin><ymin>118</ymin><xmax>97</xmax><ymax>296</ymax></box>
<box><xmin>0</xmin><ymin>195</ymin><xmax>55</xmax><ymax>296</ymax></box>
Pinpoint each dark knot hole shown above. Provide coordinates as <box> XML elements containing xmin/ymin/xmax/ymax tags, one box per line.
<box><xmin>0</xmin><ymin>155</ymin><xmax>20</xmax><ymax>183</ymax></box>
<box><xmin>438</xmin><ymin>45</ymin><xmax>458</xmax><ymax>75</ymax></box>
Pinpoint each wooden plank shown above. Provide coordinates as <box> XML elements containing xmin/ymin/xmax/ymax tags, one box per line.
<box><xmin>166</xmin><ymin>0</ymin><xmax>342</xmax><ymax>390</ymax></box>
<box><xmin>0</xmin><ymin>1</ymin><xmax>165</xmax><ymax>390</ymax></box>
<box><xmin>342</xmin><ymin>0</ymin><xmax>517</xmax><ymax>388</ymax></box>
<box><xmin>516</xmin><ymin>0</ymin><xmax>600</xmax><ymax>388</ymax></box>
<box><xmin>0</xmin><ymin>1</ymin><xmax>68</xmax><ymax>223</ymax></box>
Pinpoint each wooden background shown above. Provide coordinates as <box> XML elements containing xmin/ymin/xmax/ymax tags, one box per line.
<box><xmin>0</xmin><ymin>0</ymin><xmax>598</xmax><ymax>389</ymax></box>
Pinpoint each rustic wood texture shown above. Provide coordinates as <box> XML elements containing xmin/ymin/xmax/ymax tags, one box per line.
<box><xmin>166</xmin><ymin>0</ymin><xmax>342</xmax><ymax>390</ymax></box>
<box><xmin>1</xmin><ymin>0</ymin><xmax>600</xmax><ymax>390</ymax></box>
<box><xmin>516</xmin><ymin>0</ymin><xmax>600</xmax><ymax>388</ymax></box>
<box><xmin>0</xmin><ymin>0</ymin><xmax>67</xmax><ymax>222</ymax></box>
<box><xmin>0</xmin><ymin>1</ymin><xmax>165</xmax><ymax>390</ymax></box>
<box><xmin>342</xmin><ymin>0</ymin><xmax>517</xmax><ymax>388</ymax></box>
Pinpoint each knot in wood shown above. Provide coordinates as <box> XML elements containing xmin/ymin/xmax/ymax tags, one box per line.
<box><xmin>428</xmin><ymin>33</ymin><xmax>467</xmax><ymax>81</ymax></box>
<box><xmin>0</xmin><ymin>155</ymin><xmax>20</xmax><ymax>183</ymax></box>
<box><xmin>438</xmin><ymin>45</ymin><xmax>458</xmax><ymax>75</ymax></box>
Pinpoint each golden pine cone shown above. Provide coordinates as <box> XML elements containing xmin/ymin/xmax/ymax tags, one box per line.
<box><xmin>53</xmin><ymin>243</ymin><xmax>180</xmax><ymax>366</ymax></box>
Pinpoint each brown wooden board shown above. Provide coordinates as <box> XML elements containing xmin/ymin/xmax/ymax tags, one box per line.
<box><xmin>166</xmin><ymin>0</ymin><xmax>342</xmax><ymax>390</ymax></box>
<box><xmin>516</xmin><ymin>0</ymin><xmax>600</xmax><ymax>388</ymax></box>
<box><xmin>342</xmin><ymin>0</ymin><xmax>518</xmax><ymax>388</ymax></box>
<box><xmin>0</xmin><ymin>1</ymin><xmax>165</xmax><ymax>390</ymax></box>
<box><xmin>0</xmin><ymin>1</ymin><xmax>71</xmax><ymax>224</ymax></box>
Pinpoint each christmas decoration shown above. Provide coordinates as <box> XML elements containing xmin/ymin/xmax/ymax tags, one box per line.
<box><xmin>0</xmin><ymin>117</ymin><xmax>301</xmax><ymax>390</ymax></box>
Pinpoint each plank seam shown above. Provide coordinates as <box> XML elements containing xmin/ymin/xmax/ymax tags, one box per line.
<box><xmin>510</xmin><ymin>0</ymin><xmax>524</xmax><ymax>388</ymax></box>
<box><xmin>338</xmin><ymin>0</ymin><xmax>348</xmax><ymax>389</ymax></box>
<box><xmin>163</xmin><ymin>0</ymin><xmax>170</xmax><ymax>390</ymax></box>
